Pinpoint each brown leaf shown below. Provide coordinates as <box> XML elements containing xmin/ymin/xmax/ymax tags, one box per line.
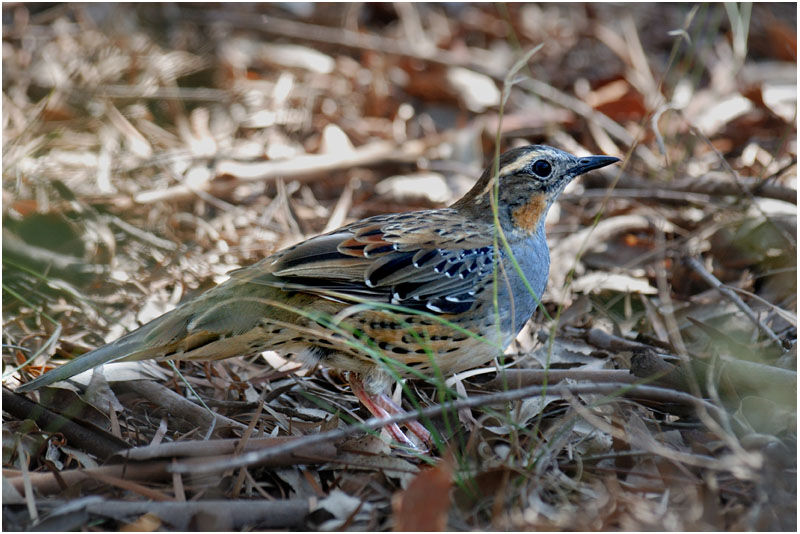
<box><xmin>586</xmin><ymin>79</ymin><xmax>647</xmax><ymax>122</ymax></box>
<box><xmin>392</xmin><ymin>457</ymin><xmax>453</xmax><ymax>531</ymax></box>
<box><xmin>764</xmin><ymin>19</ymin><xmax>797</xmax><ymax>61</ymax></box>
<box><xmin>120</xmin><ymin>513</ymin><xmax>162</xmax><ymax>532</ymax></box>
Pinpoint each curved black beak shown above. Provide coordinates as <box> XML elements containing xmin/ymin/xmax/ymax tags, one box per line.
<box><xmin>569</xmin><ymin>155</ymin><xmax>620</xmax><ymax>176</ymax></box>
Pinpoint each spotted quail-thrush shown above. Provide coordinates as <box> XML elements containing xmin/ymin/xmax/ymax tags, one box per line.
<box><xmin>16</xmin><ymin>145</ymin><xmax>619</xmax><ymax>448</ymax></box>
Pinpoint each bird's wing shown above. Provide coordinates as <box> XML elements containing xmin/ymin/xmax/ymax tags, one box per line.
<box><xmin>265</xmin><ymin>210</ymin><xmax>499</xmax><ymax>314</ymax></box>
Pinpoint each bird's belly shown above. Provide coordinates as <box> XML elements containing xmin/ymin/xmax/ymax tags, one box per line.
<box><xmin>303</xmin><ymin>301</ymin><xmax>529</xmax><ymax>378</ymax></box>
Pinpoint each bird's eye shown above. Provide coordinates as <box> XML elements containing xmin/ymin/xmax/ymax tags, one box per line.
<box><xmin>531</xmin><ymin>159</ymin><xmax>552</xmax><ymax>178</ymax></box>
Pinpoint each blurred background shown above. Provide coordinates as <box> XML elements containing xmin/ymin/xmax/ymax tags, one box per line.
<box><xmin>2</xmin><ymin>3</ymin><xmax>796</xmax><ymax>531</ymax></box>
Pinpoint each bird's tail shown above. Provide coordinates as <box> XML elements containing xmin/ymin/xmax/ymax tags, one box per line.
<box><xmin>14</xmin><ymin>315</ymin><xmax>174</xmax><ymax>392</ymax></box>
<box><xmin>14</xmin><ymin>277</ymin><xmax>280</xmax><ymax>392</ymax></box>
<box><xmin>16</xmin><ymin>307</ymin><xmax>194</xmax><ymax>393</ymax></box>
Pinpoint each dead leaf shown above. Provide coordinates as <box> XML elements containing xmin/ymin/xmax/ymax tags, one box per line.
<box><xmin>571</xmin><ymin>272</ymin><xmax>657</xmax><ymax>295</ymax></box>
<box><xmin>375</xmin><ymin>172</ymin><xmax>452</xmax><ymax>204</ymax></box>
<box><xmin>587</xmin><ymin>78</ymin><xmax>647</xmax><ymax>122</ymax></box>
<box><xmin>392</xmin><ymin>457</ymin><xmax>453</xmax><ymax>531</ymax></box>
<box><xmin>446</xmin><ymin>67</ymin><xmax>500</xmax><ymax>112</ymax></box>
<box><xmin>120</xmin><ymin>512</ymin><xmax>162</xmax><ymax>532</ymax></box>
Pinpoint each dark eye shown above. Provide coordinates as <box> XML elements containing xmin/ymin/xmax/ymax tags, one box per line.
<box><xmin>531</xmin><ymin>159</ymin><xmax>552</xmax><ymax>178</ymax></box>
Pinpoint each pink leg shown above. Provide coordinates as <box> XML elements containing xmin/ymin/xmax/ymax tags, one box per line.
<box><xmin>372</xmin><ymin>392</ymin><xmax>432</xmax><ymax>445</ymax></box>
<box><xmin>348</xmin><ymin>374</ymin><xmax>431</xmax><ymax>450</ymax></box>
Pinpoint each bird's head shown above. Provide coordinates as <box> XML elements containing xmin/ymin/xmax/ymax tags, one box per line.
<box><xmin>452</xmin><ymin>145</ymin><xmax>619</xmax><ymax>235</ymax></box>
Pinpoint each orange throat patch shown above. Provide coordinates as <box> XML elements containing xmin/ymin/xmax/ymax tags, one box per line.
<box><xmin>511</xmin><ymin>193</ymin><xmax>547</xmax><ymax>234</ymax></box>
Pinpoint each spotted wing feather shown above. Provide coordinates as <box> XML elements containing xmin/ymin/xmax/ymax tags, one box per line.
<box><xmin>269</xmin><ymin>211</ymin><xmax>497</xmax><ymax>314</ymax></box>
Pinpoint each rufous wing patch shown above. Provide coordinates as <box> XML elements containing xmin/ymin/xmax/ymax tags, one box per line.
<box><xmin>338</xmin><ymin>234</ymin><xmax>395</xmax><ymax>257</ymax></box>
<box><xmin>337</xmin><ymin>237</ymin><xmax>369</xmax><ymax>257</ymax></box>
<box><xmin>512</xmin><ymin>193</ymin><xmax>547</xmax><ymax>234</ymax></box>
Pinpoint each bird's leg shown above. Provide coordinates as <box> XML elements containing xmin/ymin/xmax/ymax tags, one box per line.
<box><xmin>371</xmin><ymin>390</ymin><xmax>432</xmax><ymax>445</ymax></box>
<box><xmin>348</xmin><ymin>373</ymin><xmax>431</xmax><ymax>450</ymax></box>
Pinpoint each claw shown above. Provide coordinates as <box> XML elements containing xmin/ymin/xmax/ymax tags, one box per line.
<box><xmin>348</xmin><ymin>373</ymin><xmax>431</xmax><ymax>452</ymax></box>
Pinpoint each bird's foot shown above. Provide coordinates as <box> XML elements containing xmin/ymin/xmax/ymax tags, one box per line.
<box><xmin>348</xmin><ymin>374</ymin><xmax>431</xmax><ymax>452</ymax></box>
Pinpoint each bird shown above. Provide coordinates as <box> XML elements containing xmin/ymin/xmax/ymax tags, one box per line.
<box><xmin>16</xmin><ymin>145</ymin><xmax>619</xmax><ymax>449</ymax></box>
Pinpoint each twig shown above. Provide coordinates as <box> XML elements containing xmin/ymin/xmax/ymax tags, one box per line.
<box><xmin>582</xmin><ymin>327</ymin><xmax>673</xmax><ymax>354</ymax></box>
<box><xmin>564</xmin><ymin>188</ymin><xmax>715</xmax><ymax>206</ymax></box>
<box><xmin>105</xmin><ymin>214</ymin><xmax>179</xmax><ymax>251</ymax></box>
<box><xmin>232</xmin><ymin>388</ymin><xmax>267</xmax><ymax>496</ymax></box>
<box><xmin>3</xmin><ymin>388</ymin><xmax>127</xmax><ymax>461</ymax></box>
<box><xmin>6</xmin><ymin>461</ymin><xmax>172</xmax><ymax>496</ymax></box>
<box><xmin>170</xmin><ymin>381</ymin><xmax>728</xmax><ymax>475</ymax></box>
<box><xmin>582</xmin><ymin>171</ymin><xmax>797</xmax><ymax>204</ymax></box>
<box><xmin>7</xmin><ymin>439</ymin><xmax>337</xmax><ymax>497</ymax></box>
<box><xmin>30</xmin><ymin>498</ymin><xmax>310</xmax><ymax>530</ymax></box>
<box><xmin>81</xmin><ymin>469</ymin><xmax>174</xmax><ymax>501</ymax></box>
<box><xmin>481</xmin><ymin>368</ymin><xmax>636</xmax><ymax>390</ymax></box>
<box><xmin>96</xmin><ymin>85</ymin><xmax>230</xmax><ymax>102</ymax></box>
<box><xmin>18</xmin><ymin>443</ymin><xmax>38</xmax><ymax>523</ymax></box>
<box><xmin>134</xmin><ymin>138</ymin><xmax>431</xmax><ymax>204</ymax></box>
<box><xmin>727</xmin><ymin>285</ymin><xmax>797</xmax><ymax>327</ymax></box>
<box><xmin>172</xmin><ymin>459</ymin><xmax>185</xmax><ymax>502</ymax></box>
<box><xmin>216</xmin><ymin>139</ymin><xmax>426</xmax><ymax>182</ymax></box>
<box><xmin>117</xmin><ymin>436</ymin><xmax>336</xmax><ymax>461</ymax></box>
<box><xmin>322</xmin><ymin>176</ymin><xmax>356</xmax><ymax>233</ymax></box>
<box><xmin>684</xmin><ymin>256</ymin><xmax>785</xmax><ymax>350</ymax></box>
<box><xmin>653</xmin><ymin>227</ymin><xmax>691</xmax><ymax>360</ymax></box>
<box><xmin>2</xmin><ymin>230</ymin><xmax>105</xmax><ymax>276</ymax></box>
<box><xmin>116</xmin><ymin>381</ymin><xmax>248</xmax><ymax>434</ymax></box>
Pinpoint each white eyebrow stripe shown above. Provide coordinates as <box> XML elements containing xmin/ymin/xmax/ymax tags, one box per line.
<box><xmin>475</xmin><ymin>151</ymin><xmax>542</xmax><ymax>201</ymax></box>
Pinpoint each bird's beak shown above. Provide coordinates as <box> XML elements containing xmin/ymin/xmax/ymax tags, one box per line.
<box><xmin>569</xmin><ymin>155</ymin><xmax>620</xmax><ymax>176</ymax></box>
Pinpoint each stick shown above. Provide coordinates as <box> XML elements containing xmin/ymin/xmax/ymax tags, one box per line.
<box><xmin>169</xmin><ymin>381</ymin><xmax>729</xmax><ymax>475</ymax></box>
<box><xmin>684</xmin><ymin>256</ymin><xmax>785</xmax><ymax>349</ymax></box>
